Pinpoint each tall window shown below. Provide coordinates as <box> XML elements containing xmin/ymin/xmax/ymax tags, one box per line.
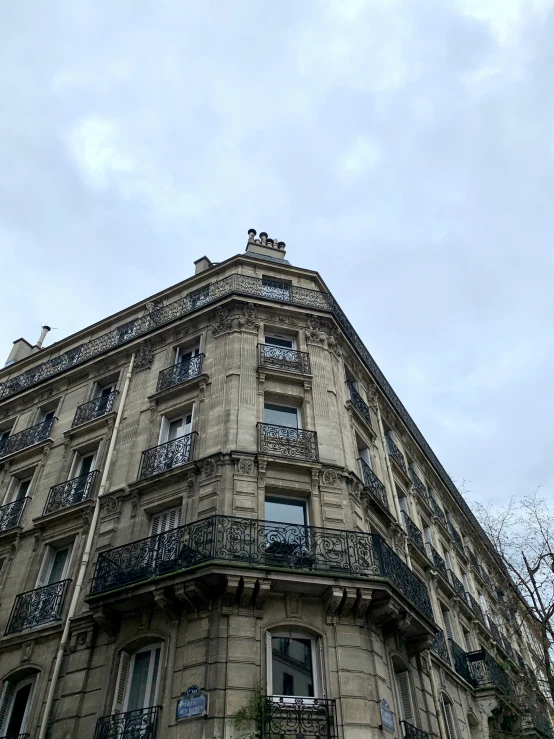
<box><xmin>10</xmin><ymin>476</ymin><xmax>32</xmax><ymax>503</ymax></box>
<box><xmin>113</xmin><ymin>644</ymin><xmax>162</xmax><ymax>714</ymax></box>
<box><xmin>268</xmin><ymin>631</ymin><xmax>319</xmax><ymax>698</ymax></box>
<box><xmin>159</xmin><ymin>414</ymin><xmax>193</xmax><ymax>443</ymax></box>
<box><xmin>442</xmin><ymin>607</ymin><xmax>456</xmax><ymax>643</ymax></box>
<box><xmin>264</xmin><ymin>404</ymin><xmax>298</xmax><ymax>429</ymax></box>
<box><xmin>149</xmin><ymin>506</ymin><xmax>182</xmax><ymax>536</ymax></box>
<box><xmin>440</xmin><ymin>694</ymin><xmax>458</xmax><ymax>739</ymax></box>
<box><xmin>265</xmin><ymin>497</ymin><xmax>307</xmax><ymax>526</ymax></box>
<box><xmin>394</xmin><ymin>667</ymin><xmax>415</xmax><ymax>725</ymax></box>
<box><xmin>37</xmin><ymin>544</ymin><xmax>72</xmax><ymax>588</ymax></box>
<box><xmin>0</xmin><ymin>675</ymin><xmax>37</xmax><ymax>737</ymax></box>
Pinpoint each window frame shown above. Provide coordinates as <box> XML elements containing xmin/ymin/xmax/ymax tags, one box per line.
<box><xmin>0</xmin><ymin>675</ymin><xmax>36</xmax><ymax>737</ymax></box>
<box><xmin>263</xmin><ymin>403</ymin><xmax>300</xmax><ymax>429</ymax></box>
<box><xmin>266</xmin><ymin>629</ymin><xmax>323</xmax><ymax>701</ymax></box>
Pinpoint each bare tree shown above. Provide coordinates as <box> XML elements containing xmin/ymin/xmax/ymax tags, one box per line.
<box><xmin>472</xmin><ymin>488</ymin><xmax>554</xmax><ymax>705</ymax></box>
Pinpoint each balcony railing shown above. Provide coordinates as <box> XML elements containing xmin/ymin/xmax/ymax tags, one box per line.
<box><xmin>402</xmin><ymin>511</ymin><xmax>426</xmax><ymax>555</ymax></box>
<box><xmin>431</xmin><ymin>628</ymin><xmax>451</xmax><ymax>665</ymax></box>
<box><xmin>467</xmin><ymin>648</ymin><xmax>516</xmax><ymax>699</ymax></box>
<box><xmin>156</xmin><ymin>354</ymin><xmax>204</xmax><ymax>392</ymax></box>
<box><xmin>258</xmin><ymin>344</ymin><xmax>311</xmax><ymax>375</ymax></box>
<box><xmin>0</xmin><ymin>418</ymin><xmax>55</xmax><ymax>459</ymax></box>
<box><xmin>448</xmin><ymin>570</ymin><xmax>465</xmax><ymax>599</ymax></box>
<box><xmin>449</xmin><ymin>639</ymin><xmax>473</xmax><ymax>684</ymax></box>
<box><xmin>90</xmin><ymin>515</ymin><xmax>433</xmax><ymax>620</ymax></box>
<box><xmin>358</xmin><ymin>458</ymin><xmax>389</xmax><ymax>511</ymax></box>
<box><xmin>43</xmin><ymin>470</ymin><xmax>99</xmax><ymax>516</ymax></box>
<box><xmin>258</xmin><ymin>423</ymin><xmax>318</xmax><ymax>462</ymax></box>
<box><xmin>429</xmin><ymin>496</ymin><xmax>447</xmax><ymax>527</ymax></box>
<box><xmin>0</xmin><ymin>497</ymin><xmax>28</xmax><ymax>532</ymax></box>
<box><xmin>93</xmin><ymin>705</ymin><xmax>161</xmax><ymax>739</ymax></box>
<box><xmin>347</xmin><ymin>382</ymin><xmax>372</xmax><ymax>427</ymax></box>
<box><xmin>488</xmin><ymin>617</ymin><xmax>502</xmax><ymax>643</ymax></box>
<box><xmin>409</xmin><ymin>470</ymin><xmax>427</xmax><ymax>497</ymax></box>
<box><xmin>448</xmin><ymin>521</ymin><xmax>464</xmax><ymax>551</ymax></box>
<box><xmin>426</xmin><ymin>544</ymin><xmax>448</xmax><ymax>581</ymax></box>
<box><xmin>465</xmin><ymin>548</ymin><xmax>480</xmax><ymax>571</ymax></box>
<box><xmin>401</xmin><ymin>721</ymin><xmax>430</xmax><ymax>739</ymax></box>
<box><xmin>264</xmin><ymin>697</ymin><xmax>336</xmax><ymax>739</ymax></box>
<box><xmin>522</xmin><ymin>704</ymin><xmax>554</xmax><ymax>739</ymax></box>
<box><xmin>479</xmin><ymin>566</ymin><xmax>493</xmax><ymax>588</ymax></box>
<box><xmin>465</xmin><ymin>591</ymin><xmax>487</xmax><ymax>626</ymax></box>
<box><xmin>501</xmin><ymin>634</ymin><xmax>515</xmax><ymax>661</ymax></box>
<box><xmin>386</xmin><ymin>435</ymin><xmax>407</xmax><ymax>474</ymax></box>
<box><xmin>72</xmin><ymin>391</ymin><xmax>117</xmax><ymax>428</ymax></box>
<box><xmin>6</xmin><ymin>579</ymin><xmax>71</xmax><ymax>634</ymax></box>
<box><xmin>138</xmin><ymin>432</ymin><xmax>197</xmax><ymax>480</ymax></box>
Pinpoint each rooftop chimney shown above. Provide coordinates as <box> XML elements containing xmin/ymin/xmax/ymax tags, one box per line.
<box><xmin>194</xmin><ymin>256</ymin><xmax>214</xmax><ymax>275</ymax></box>
<box><xmin>36</xmin><ymin>325</ymin><xmax>51</xmax><ymax>349</ymax></box>
<box><xmin>4</xmin><ymin>325</ymin><xmax>52</xmax><ymax>367</ymax></box>
<box><xmin>245</xmin><ymin>229</ymin><xmax>287</xmax><ymax>260</ymax></box>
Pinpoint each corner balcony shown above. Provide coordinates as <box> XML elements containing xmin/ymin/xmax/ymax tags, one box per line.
<box><xmin>522</xmin><ymin>704</ymin><xmax>554</xmax><ymax>739</ymax></box>
<box><xmin>347</xmin><ymin>382</ymin><xmax>373</xmax><ymax>429</ymax></box>
<box><xmin>258</xmin><ymin>423</ymin><xmax>318</xmax><ymax>463</ymax></box>
<box><xmin>467</xmin><ymin>648</ymin><xmax>517</xmax><ymax>701</ymax></box>
<box><xmin>358</xmin><ymin>458</ymin><xmax>389</xmax><ymax>511</ymax></box>
<box><xmin>93</xmin><ymin>706</ymin><xmax>161</xmax><ymax>739</ymax></box>
<box><xmin>258</xmin><ymin>344</ymin><xmax>311</xmax><ymax>375</ymax></box>
<box><xmin>43</xmin><ymin>470</ymin><xmax>99</xmax><ymax>516</ymax></box>
<box><xmin>89</xmin><ymin>515</ymin><xmax>434</xmax><ymax>625</ymax></box>
<box><xmin>0</xmin><ymin>418</ymin><xmax>55</xmax><ymax>460</ymax></box>
<box><xmin>5</xmin><ymin>579</ymin><xmax>71</xmax><ymax>635</ymax></box>
<box><xmin>138</xmin><ymin>432</ymin><xmax>197</xmax><ymax>480</ymax></box>
<box><xmin>264</xmin><ymin>697</ymin><xmax>336</xmax><ymax>739</ymax></box>
<box><xmin>156</xmin><ymin>354</ymin><xmax>205</xmax><ymax>393</ymax></box>
<box><xmin>401</xmin><ymin>721</ymin><xmax>430</xmax><ymax>739</ymax></box>
<box><xmin>0</xmin><ymin>497</ymin><xmax>28</xmax><ymax>533</ymax></box>
<box><xmin>72</xmin><ymin>391</ymin><xmax>118</xmax><ymax>428</ymax></box>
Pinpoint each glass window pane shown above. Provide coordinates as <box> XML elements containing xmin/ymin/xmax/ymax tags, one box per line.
<box><xmin>265</xmin><ymin>498</ymin><xmax>306</xmax><ymax>525</ymax></box>
<box><xmin>264</xmin><ymin>404</ymin><xmax>298</xmax><ymax>428</ymax></box>
<box><xmin>272</xmin><ymin>636</ymin><xmax>314</xmax><ymax>697</ymax></box>
<box><xmin>127</xmin><ymin>651</ymin><xmax>151</xmax><ymax>712</ymax></box>
<box><xmin>48</xmin><ymin>548</ymin><xmax>68</xmax><ymax>584</ymax></box>
<box><xmin>265</xmin><ymin>336</ymin><xmax>293</xmax><ymax>349</ymax></box>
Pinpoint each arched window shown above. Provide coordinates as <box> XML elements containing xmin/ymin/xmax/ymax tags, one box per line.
<box><xmin>112</xmin><ymin>643</ymin><xmax>162</xmax><ymax>715</ymax></box>
<box><xmin>0</xmin><ymin>672</ymin><xmax>38</xmax><ymax>737</ymax></box>
<box><xmin>440</xmin><ymin>693</ymin><xmax>458</xmax><ymax>739</ymax></box>
<box><xmin>467</xmin><ymin>711</ymin><xmax>481</xmax><ymax>739</ymax></box>
<box><xmin>267</xmin><ymin>630</ymin><xmax>323</xmax><ymax>699</ymax></box>
<box><xmin>393</xmin><ymin>660</ymin><xmax>415</xmax><ymax>727</ymax></box>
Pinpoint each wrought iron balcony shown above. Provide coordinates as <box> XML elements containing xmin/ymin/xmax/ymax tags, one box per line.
<box><xmin>72</xmin><ymin>391</ymin><xmax>117</xmax><ymax>428</ymax></box>
<box><xmin>93</xmin><ymin>705</ymin><xmax>161</xmax><ymax>739</ymax></box>
<box><xmin>488</xmin><ymin>617</ymin><xmax>502</xmax><ymax>643</ymax></box>
<box><xmin>358</xmin><ymin>458</ymin><xmax>389</xmax><ymax>511</ymax></box>
<box><xmin>386</xmin><ymin>435</ymin><xmax>407</xmax><ymax>474</ymax></box>
<box><xmin>138</xmin><ymin>432</ymin><xmax>197</xmax><ymax>480</ymax></box>
<box><xmin>465</xmin><ymin>592</ymin><xmax>487</xmax><ymax>626</ymax></box>
<box><xmin>6</xmin><ymin>579</ymin><xmax>71</xmax><ymax>634</ymax></box>
<box><xmin>263</xmin><ymin>697</ymin><xmax>336</xmax><ymax>739</ymax></box>
<box><xmin>429</xmin><ymin>496</ymin><xmax>447</xmax><ymax>527</ymax></box>
<box><xmin>347</xmin><ymin>382</ymin><xmax>372</xmax><ymax>427</ymax></box>
<box><xmin>431</xmin><ymin>628</ymin><xmax>451</xmax><ymax>665</ymax></box>
<box><xmin>90</xmin><ymin>515</ymin><xmax>434</xmax><ymax>621</ymax></box>
<box><xmin>448</xmin><ymin>522</ymin><xmax>464</xmax><ymax>551</ymax></box>
<box><xmin>401</xmin><ymin>721</ymin><xmax>430</xmax><ymax>739</ymax></box>
<box><xmin>449</xmin><ymin>639</ymin><xmax>473</xmax><ymax>684</ymax></box>
<box><xmin>402</xmin><ymin>511</ymin><xmax>426</xmax><ymax>555</ymax></box>
<box><xmin>156</xmin><ymin>354</ymin><xmax>204</xmax><ymax>392</ymax></box>
<box><xmin>448</xmin><ymin>570</ymin><xmax>465</xmax><ymax>599</ymax></box>
<box><xmin>409</xmin><ymin>469</ymin><xmax>427</xmax><ymax>497</ymax></box>
<box><xmin>0</xmin><ymin>418</ymin><xmax>55</xmax><ymax>459</ymax></box>
<box><xmin>522</xmin><ymin>704</ymin><xmax>554</xmax><ymax>739</ymax></box>
<box><xmin>43</xmin><ymin>470</ymin><xmax>99</xmax><ymax>516</ymax></box>
<box><xmin>258</xmin><ymin>344</ymin><xmax>311</xmax><ymax>375</ymax></box>
<box><xmin>426</xmin><ymin>544</ymin><xmax>448</xmax><ymax>581</ymax></box>
<box><xmin>258</xmin><ymin>423</ymin><xmax>318</xmax><ymax>462</ymax></box>
<box><xmin>500</xmin><ymin>634</ymin><xmax>515</xmax><ymax>661</ymax></box>
<box><xmin>0</xmin><ymin>497</ymin><xmax>28</xmax><ymax>532</ymax></box>
<box><xmin>467</xmin><ymin>648</ymin><xmax>516</xmax><ymax>699</ymax></box>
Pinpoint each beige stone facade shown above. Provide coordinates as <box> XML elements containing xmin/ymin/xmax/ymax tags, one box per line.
<box><xmin>0</xmin><ymin>232</ymin><xmax>550</xmax><ymax>739</ymax></box>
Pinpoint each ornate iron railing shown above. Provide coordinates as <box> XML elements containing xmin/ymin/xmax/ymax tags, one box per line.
<box><xmin>449</xmin><ymin>639</ymin><xmax>473</xmax><ymax>684</ymax></box>
<box><xmin>138</xmin><ymin>432</ymin><xmax>197</xmax><ymax>480</ymax></box>
<box><xmin>358</xmin><ymin>458</ymin><xmax>389</xmax><ymax>511</ymax></box>
<box><xmin>347</xmin><ymin>382</ymin><xmax>372</xmax><ymax>427</ymax></box>
<box><xmin>263</xmin><ymin>697</ymin><xmax>336</xmax><ymax>739</ymax></box>
<box><xmin>90</xmin><ymin>515</ymin><xmax>433</xmax><ymax>620</ymax></box>
<box><xmin>258</xmin><ymin>344</ymin><xmax>311</xmax><ymax>375</ymax></box>
<box><xmin>448</xmin><ymin>522</ymin><xmax>464</xmax><ymax>551</ymax></box>
<box><xmin>488</xmin><ymin>617</ymin><xmax>502</xmax><ymax>643</ymax></box>
<box><xmin>409</xmin><ymin>470</ymin><xmax>427</xmax><ymax>497</ymax></box>
<box><xmin>258</xmin><ymin>423</ymin><xmax>318</xmax><ymax>462</ymax></box>
<box><xmin>448</xmin><ymin>570</ymin><xmax>465</xmax><ymax>599</ymax></box>
<box><xmin>402</xmin><ymin>511</ymin><xmax>426</xmax><ymax>555</ymax></box>
<box><xmin>156</xmin><ymin>354</ymin><xmax>204</xmax><ymax>392</ymax></box>
<box><xmin>43</xmin><ymin>470</ymin><xmax>99</xmax><ymax>516</ymax></box>
<box><xmin>401</xmin><ymin>721</ymin><xmax>430</xmax><ymax>739</ymax></box>
<box><xmin>465</xmin><ymin>592</ymin><xmax>487</xmax><ymax>626</ymax></box>
<box><xmin>467</xmin><ymin>648</ymin><xmax>516</xmax><ymax>699</ymax></box>
<box><xmin>431</xmin><ymin>628</ymin><xmax>451</xmax><ymax>665</ymax></box>
<box><xmin>522</xmin><ymin>704</ymin><xmax>554</xmax><ymax>739</ymax></box>
<box><xmin>93</xmin><ymin>705</ymin><xmax>161</xmax><ymax>739</ymax></box>
<box><xmin>386</xmin><ymin>435</ymin><xmax>407</xmax><ymax>473</ymax></box>
<box><xmin>6</xmin><ymin>579</ymin><xmax>71</xmax><ymax>634</ymax></box>
<box><xmin>429</xmin><ymin>496</ymin><xmax>447</xmax><ymax>527</ymax></box>
<box><xmin>426</xmin><ymin>544</ymin><xmax>448</xmax><ymax>581</ymax></box>
<box><xmin>500</xmin><ymin>634</ymin><xmax>515</xmax><ymax>661</ymax></box>
<box><xmin>0</xmin><ymin>497</ymin><xmax>28</xmax><ymax>532</ymax></box>
<box><xmin>0</xmin><ymin>418</ymin><xmax>55</xmax><ymax>459</ymax></box>
<box><xmin>72</xmin><ymin>391</ymin><xmax>117</xmax><ymax>428</ymax></box>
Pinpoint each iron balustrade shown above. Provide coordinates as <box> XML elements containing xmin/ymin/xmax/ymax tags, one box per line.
<box><xmin>401</xmin><ymin>721</ymin><xmax>430</xmax><ymax>739</ymax></box>
<box><xmin>258</xmin><ymin>344</ymin><xmax>311</xmax><ymax>375</ymax></box>
<box><xmin>465</xmin><ymin>548</ymin><xmax>480</xmax><ymax>571</ymax></box>
<box><xmin>401</xmin><ymin>511</ymin><xmax>426</xmax><ymax>555</ymax></box>
<box><xmin>0</xmin><ymin>497</ymin><xmax>28</xmax><ymax>532</ymax></box>
<box><xmin>346</xmin><ymin>382</ymin><xmax>372</xmax><ymax>427</ymax></box>
<box><xmin>465</xmin><ymin>592</ymin><xmax>486</xmax><ymax>626</ymax></box>
<box><xmin>426</xmin><ymin>544</ymin><xmax>448</xmax><ymax>581</ymax></box>
<box><xmin>429</xmin><ymin>497</ymin><xmax>447</xmax><ymax>527</ymax></box>
<box><xmin>449</xmin><ymin>639</ymin><xmax>473</xmax><ymax>684</ymax></box>
<box><xmin>386</xmin><ymin>435</ymin><xmax>407</xmax><ymax>473</ymax></box>
<box><xmin>409</xmin><ymin>470</ymin><xmax>427</xmax><ymax>497</ymax></box>
<box><xmin>467</xmin><ymin>648</ymin><xmax>516</xmax><ymax>699</ymax></box>
<box><xmin>90</xmin><ymin>515</ymin><xmax>434</xmax><ymax>620</ymax></box>
<box><xmin>43</xmin><ymin>470</ymin><xmax>99</xmax><ymax>516</ymax></box>
<box><xmin>448</xmin><ymin>522</ymin><xmax>464</xmax><ymax>551</ymax></box>
<box><xmin>358</xmin><ymin>458</ymin><xmax>389</xmax><ymax>510</ymax></box>
<box><xmin>488</xmin><ymin>617</ymin><xmax>502</xmax><ymax>643</ymax></box>
<box><xmin>156</xmin><ymin>354</ymin><xmax>204</xmax><ymax>392</ymax></box>
<box><xmin>431</xmin><ymin>628</ymin><xmax>451</xmax><ymax>665</ymax></box>
<box><xmin>138</xmin><ymin>432</ymin><xmax>197</xmax><ymax>480</ymax></box>
<box><xmin>263</xmin><ymin>697</ymin><xmax>336</xmax><ymax>739</ymax></box>
<box><xmin>448</xmin><ymin>570</ymin><xmax>465</xmax><ymax>599</ymax></box>
<box><xmin>522</xmin><ymin>705</ymin><xmax>554</xmax><ymax>739</ymax></box>
<box><xmin>72</xmin><ymin>391</ymin><xmax>117</xmax><ymax>428</ymax></box>
<box><xmin>501</xmin><ymin>635</ymin><xmax>515</xmax><ymax>661</ymax></box>
<box><xmin>93</xmin><ymin>705</ymin><xmax>161</xmax><ymax>739</ymax></box>
<box><xmin>0</xmin><ymin>418</ymin><xmax>55</xmax><ymax>459</ymax></box>
<box><xmin>6</xmin><ymin>579</ymin><xmax>71</xmax><ymax>634</ymax></box>
<box><xmin>258</xmin><ymin>423</ymin><xmax>319</xmax><ymax>462</ymax></box>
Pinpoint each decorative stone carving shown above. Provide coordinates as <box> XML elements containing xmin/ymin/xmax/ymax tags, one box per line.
<box><xmin>321</xmin><ymin>469</ymin><xmax>339</xmax><ymax>487</ymax></box>
<box><xmin>101</xmin><ymin>495</ymin><xmax>119</xmax><ymax>517</ymax></box>
<box><xmin>145</xmin><ymin>298</ymin><xmax>164</xmax><ymax>314</ymax></box>
<box><xmin>305</xmin><ymin>314</ymin><xmax>326</xmax><ymax>344</ymax></box>
<box><xmin>239</xmin><ymin>303</ymin><xmax>260</xmax><ymax>332</ymax></box>
<box><xmin>211</xmin><ymin>306</ymin><xmax>233</xmax><ymax>337</ymax></box>
<box><xmin>327</xmin><ymin>327</ymin><xmax>343</xmax><ymax>358</ymax></box>
<box><xmin>265</xmin><ymin>311</ymin><xmax>298</xmax><ymax>326</ymax></box>
<box><xmin>134</xmin><ymin>339</ymin><xmax>154</xmax><ymax>373</ymax></box>
<box><xmin>173</xmin><ymin>324</ymin><xmax>191</xmax><ymax>341</ymax></box>
<box><xmin>203</xmin><ymin>458</ymin><xmax>216</xmax><ymax>478</ymax></box>
<box><xmin>237</xmin><ymin>457</ymin><xmax>254</xmax><ymax>475</ymax></box>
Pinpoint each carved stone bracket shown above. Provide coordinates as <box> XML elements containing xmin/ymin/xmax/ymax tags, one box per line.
<box><xmin>91</xmin><ymin>606</ymin><xmax>120</xmax><ymax>638</ymax></box>
<box><xmin>211</xmin><ymin>306</ymin><xmax>233</xmax><ymax>337</ymax></box>
<box><xmin>325</xmin><ymin>586</ymin><xmax>344</xmax><ymax>623</ymax></box>
<box><xmin>236</xmin><ymin>457</ymin><xmax>255</xmax><ymax>475</ymax></box>
<box><xmin>222</xmin><ymin>575</ymin><xmax>242</xmax><ymax>614</ymax></box>
<box><xmin>133</xmin><ymin>339</ymin><xmax>155</xmax><ymax>373</ymax></box>
<box><xmin>239</xmin><ymin>303</ymin><xmax>260</xmax><ymax>332</ymax></box>
<box><xmin>154</xmin><ymin>587</ymin><xmax>180</xmax><ymax>620</ymax></box>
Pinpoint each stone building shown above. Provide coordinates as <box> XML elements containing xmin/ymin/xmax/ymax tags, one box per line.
<box><xmin>0</xmin><ymin>230</ymin><xmax>550</xmax><ymax>739</ymax></box>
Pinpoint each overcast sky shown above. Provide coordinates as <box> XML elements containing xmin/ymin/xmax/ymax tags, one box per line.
<box><xmin>1</xmin><ymin>0</ymin><xmax>553</xmax><ymax>506</ymax></box>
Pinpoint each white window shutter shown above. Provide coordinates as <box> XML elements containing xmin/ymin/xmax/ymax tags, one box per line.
<box><xmin>266</xmin><ymin>632</ymin><xmax>273</xmax><ymax>696</ymax></box>
<box><xmin>167</xmin><ymin>506</ymin><xmax>181</xmax><ymax>531</ymax></box>
<box><xmin>151</xmin><ymin>506</ymin><xmax>181</xmax><ymax>536</ymax></box>
<box><xmin>112</xmin><ymin>651</ymin><xmax>131</xmax><ymax>713</ymax></box>
<box><xmin>441</xmin><ymin>698</ymin><xmax>457</xmax><ymax>739</ymax></box>
<box><xmin>36</xmin><ymin>546</ymin><xmax>55</xmax><ymax>588</ymax></box>
<box><xmin>0</xmin><ymin>682</ymin><xmax>14</xmax><ymax>733</ymax></box>
<box><xmin>396</xmin><ymin>671</ymin><xmax>413</xmax><ymax>723</ymax></box>
<box><xmin>443</xmin><ymin>610</ymin><xmax>455</xmax><ymax>642</ymax></box>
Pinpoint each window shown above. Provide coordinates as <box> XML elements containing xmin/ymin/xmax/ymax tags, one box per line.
<box><xmin>94</xmin><ymin>382</ymin><xmax>116</xmax><ymax>414</ymax></box>
<box><xmin>0</xmin><ymin>675</ymin><xmax>36</xmax><ymax>737</ymax></box>
<box><xmin>265</xmin><ymin>334</ymin><xmax>295</xmax><ymax>349</ymax></box>
<box><xmin>394</xmin><ymin>668</ymin><xmax>415</xmax><ymax>724</ymax></box>
<box><xmin>159</xmin><ymin>413</ymin><xmax>193</xmax><ymax>444</ymax></box>
<box><xmin>398</xmin><ymin>493</ymin><xmax>409</xmax><ymax>517</ymax></box>
<box><xmin>264</xmin><ymin>404</ymin><xmax>298</xmax><ymax>429</ymax></box>
<box><xmin>462</xmin><ymin>628</ymin><xmax>473</xmax><ymax>653</ymax></box>
<box><xmin>149</xmin><ymin>506</ymin><xmax>182</xmax><ymax>536</ymax></box>
<box><xmin>37</xmin><ymin>544</ymin><xmax>71</xmax><ymax>588</ymax></box>
<box><xmin>442</xmin><ymin>546</ymin><xmax>453</xmax><ymax>571</ymax></box>
<box><xmin>113</xmin><ymin>644</ymin><xmax>162</xmax><ymax>714</ymax></box>
<box><xmin>440</xmin><ymin>694</ymin><xmax>458</xmax><ymax>739</ymax></box>
<box><xmin>265</xmin><ymin>497</ymin><xmax>307</xmax><ymax>526</ymax></box>
<box><xmin>422</xmin><ymin>520</ymin><xmax>433</xmax><ymax>547</ymax></box>
<box><xmin>268</xmin><ymin>631</ymin><xmax>319</xmax><ymax>698</ymax></box>
<box><xmin>358</xmin><ymin>444</ymin><xmax>372</xmax><ymax>470</ymax></box>
<box><xmin>36</xmin><ymin>408</ymin><xmax>56</xmax><ymax>427</ymax></box>
<box><xmin>176</xmin><ymin>344</ymin><xmax>200</xmax><ymax>365</ymax></box>
<box><xmin>10</xmin><ymin>476</ymin><xmax>32</xmax><ymax>502</ymax></box>
<box><xmin>70</xmin><ymin>451</ymin><xmax>96</xmax><ymax>479</ymax></box>
<box><xmin>442</xmin><ymin>608</ymin><xmax>456</xmax><ymax>643</ymax></box>
<box><xmin>0</xmin><ymin>427</ymin><xmax>12</xmax><ymax>453</ymax></box>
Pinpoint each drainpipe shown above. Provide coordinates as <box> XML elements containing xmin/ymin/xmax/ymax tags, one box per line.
<box><xmin>425</xmin><ymin>651</ymin><xmax>448</xmax><ymax>739</ymax></box>
<box><xmin>37</xmin><ymin>352</ymin><xmax>136</xmax><ymax>739</ymax></box>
